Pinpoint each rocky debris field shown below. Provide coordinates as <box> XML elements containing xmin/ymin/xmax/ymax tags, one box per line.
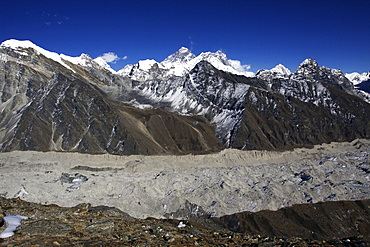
<box><xmin>0</xmin><ymin>139</ymin><xmax>369</xmax><ymax>245</ymax></box>
<box><xmin>0</xmin><ymin>139</ymin><xmax>369</xmax><ymax>219</ymax></box>
<box><xmin>0</xmin><ymin>197</ymin><xmax>369</xmax><ymax>246</ymax></box>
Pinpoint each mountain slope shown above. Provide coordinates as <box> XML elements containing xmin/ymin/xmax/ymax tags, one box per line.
<box><xmin>0</xmin><ymin>39</ymin><xmax>369</xmax><ymax>154</ymax></box>
<box><xmin>0</xmin><ymin>40</ymin><xmax>220</xmax><ymax>154</ymax></box>
<box><xmin>127</xmin><ymin>57</ymin><xmax>370</xmax><ymax>149</ymax></box>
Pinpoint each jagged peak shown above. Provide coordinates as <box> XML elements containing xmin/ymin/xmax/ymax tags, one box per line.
<box><xmin>270</xmin><ymin>64</ymin><xmax>292</xmax><ymax>75</ymax></box>
<box><xmin>93</xmin><ymin>56</ymin><xmax>110</xmax><ymax>67</ymax></box>
<box><xmin>256</xmin><ymin>64</ymin><xmax>291</xmax><ymax>80</ymax></box>
<box><xmin>294</xmin><ymin>58</ymin><xmax>321</xmax><ymax>77</ymax></box>
<box><xmin>298</xmin><ymin>58</ymin><xmax>319</xmax><ymax>69</ymax></box>
<box><xmin>79</xmin><ymin>53</ymin><xmax>92</xmax><ymax>60</ymax></box>
<box><xmin>162</xmin><ymin>47</ymin><xmax>195</xmax><ymax>64</ymax></box>
<box><xmin>199</xmin><ymin>50</ymin><xmax>227</xmax><ymax>60</ymax></box>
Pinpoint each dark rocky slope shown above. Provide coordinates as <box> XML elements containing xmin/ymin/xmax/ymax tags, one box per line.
<box><xmin>0</xmin><ymin>197</ymin><xmax>369</xmax><ymax>246</ymax></box>
<box><xmin>216</xmin><ymin>199</ymin><xmax>370</xmax><ymax>241</ymax></box>
<box><xmin>231</xmin><ymin>83</ymin><xmax>370</xmax><ymax>150</ymax></box>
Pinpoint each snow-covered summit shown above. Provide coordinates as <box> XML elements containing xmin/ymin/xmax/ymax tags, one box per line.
<box><xmin>296</xmin><ymin>58</ymin><xmax>319</xmax><ymax>71</ymax></box>
<box><xmin>0</xmin><ymin>39</ymin><xmax>116</xmax><ymax>73</ymax></box>
<box><xmin>136</xmin><ymin>59</ymin><xmax>159</xmax><ymax>71</ymax></box>
<box><xmin>291</xmin><ymin>58</ymin><xmax>322</xmax><ymax>79</ymax></box>
<box><xmin>1</xmin><ymin>39</ymin><xmax>75</xmax><ymax>71</ymax></box>
<box><xmin>1</xmin><ymin>39</ymin><xmax>38</xmax><ymax>50</ymax></box>
<box><xmin>92</xmin><ymin>57</ymin><xmax>117</xmax><ymax>74</ymax></box>
<box><xmin>119</xmin><ymin>47</ymin><xmax>254</xmax><ymax>79</ymax></box>
<box><xmin>191</xmin><ymin>50</ymin><xmax>254</xmax><ymax>77</ymax></box>
<box><xmin>117</xmin><ymin>59</ymin><xmax>163</xmax><ymax>80</ymax></box>
<box><xmin>345</xmin><ymin>72</ymin><xmax>370</xmax><ymax>85</ymax></box>
<box><xmin>256</xmin><ymin>64</ymin><xmax>291</xmax><ymax>81</ymax></box>
<box><xmin>162</xmin><ymin>47</ymin><xmax>196</xmax><ymax>65</ymax></box>
<box><xmin>270</xmin><ymin>64</ymin><xmax>292</xmax><ymax>76</ymax></box>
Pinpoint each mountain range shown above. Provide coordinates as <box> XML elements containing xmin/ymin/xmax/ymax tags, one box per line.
<box><xmin>0</xmin><ymin>39</ymin><xmax>369</xmax><ymax>155</ymax></box>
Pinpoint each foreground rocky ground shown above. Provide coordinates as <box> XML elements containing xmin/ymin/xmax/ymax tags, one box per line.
<box><xmin>0</xmin><ymin>197</ymin><xmax>369</xmax><ymax>246</ymax></box>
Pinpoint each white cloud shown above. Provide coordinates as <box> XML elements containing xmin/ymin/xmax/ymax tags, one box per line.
<box><xmin>242</xmin><ymin>64</ymin><xmax>251</xmax><ymax>70</ymax></box>
<box><xmin>98</xmin><ymin>52</ymin><xmax>120</xmax><ymax>64</ymax></box>
<box><xmin>229</xmin><ymin>60</ymin><xmax>251</xmax><ymax>72</ymax></box>
<box><xmin>98</xmin><ymin>52</ymin><xmax>128</xmax><ymax>64</ymax></box>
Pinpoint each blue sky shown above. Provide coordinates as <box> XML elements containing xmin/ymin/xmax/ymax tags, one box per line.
<box><xmin>1</xmin><ymin>0</ymin><xmax>369</xmax><ymax>73</ymax></box>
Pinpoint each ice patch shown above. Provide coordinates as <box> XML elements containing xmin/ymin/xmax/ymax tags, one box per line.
<box><xmin>125</xmin><ymin>99</ymin><xmax>154</xmax><ymax>110</ymax></box>
<box><xmin>0</xmin><ymin>215</ymin><xmax>28</xmax><ymax>238</ymax></box>
<box><xmin>177</xmin><ymin>221</ymin><xmax>186</xmax><ymax>228</ymax></box>
<box><xmin>14</xmin><ymin>186</ymin><xmax>29</xmax><ymax>198</ymax></box>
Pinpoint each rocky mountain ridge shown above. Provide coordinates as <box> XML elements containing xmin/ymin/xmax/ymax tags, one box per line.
<box><xmin>0</xmin><ymin>39</ymin><xmax>369</xmax><ymax>154</ymax></box>
<box><xmin>118</xmin><ymin>46</ymin><xmax>255</xmax><ymax>79</ymax></box>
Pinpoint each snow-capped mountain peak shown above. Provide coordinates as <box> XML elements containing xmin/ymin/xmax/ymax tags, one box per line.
<box><xmin>197</xmin><ymin>50</ymin><xmax>229</xmax><ymax>66</ymax></box>
<box><xmin>137</xmin><ymin>59</ymin><xmax>159</xmax><ymax>71</ymax></box>
<box><xmin>92</xmin><ymin>57</ymin><xmax>117</xmax><ymax>73</ymax></box>
<box><xmin>0</xmin><ymin>39</ymin><xmax>75</xmax><ymax>71</ymax></box>
<box><xmin>162</xmin><ymin>47</ymin><xmax>196</xmax><ymax>65</ymax></box>
<box><xmin>1</xmin><ymin>39</ymin><xmax>37</xmax><ymax>50</ymax></box>
<box><xmin>270</xmin><ymin>64</ymin><xmax>292</xmax><ymax>76</ymax></box>
<box><xmin>0</xmin><ymin>39</ymin><xmax>116</xmax><ymax>74</ymax></box>
<box><xmin>293</xmin><ymin>58</ymin><xmax>321</xmax><ymax>78</ymax></box>
<box><xmin>188</xmin><ymin>50</ymin><xmax>254</xmax><ymax>77</ymax></box>
<box><xmin>297</xmin><ymin>58</ymin><xmax>319</xmax><ymax>70</ymax></box>
<box><xmin>119</xmin><ymin>47</ymin><xmax>254</xmax><ymax>78</ymax></box>
<box><xmin>117</xmin><ymin>59</ymin><xmax>163</xmax><ymax>80</ymax></box>
<box><xmin>256</xmin><ymin>64</ymin><xmax>291</xmax><ymax>81</ymax></box>
<box><xmin>345</xmin><ymin>71</ymin><xmax>370</xmax><ymax>85</ymax></box>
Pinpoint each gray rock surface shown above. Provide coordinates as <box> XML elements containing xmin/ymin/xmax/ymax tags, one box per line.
<box><xmin>0</xmin><ymin>139</ymin><xmax>369</xmax><ymax>219</ymax></box>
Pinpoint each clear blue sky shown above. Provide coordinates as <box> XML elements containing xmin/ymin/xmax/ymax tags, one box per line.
<box><xmin>1</xmin><ymin>0</ymin><xmax>369</xmax><ymax>73</ymax></box>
